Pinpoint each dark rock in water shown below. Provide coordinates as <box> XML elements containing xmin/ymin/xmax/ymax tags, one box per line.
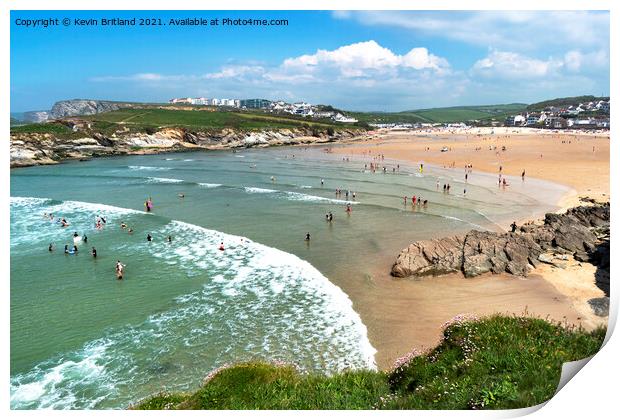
<box><xmin>588</xmin><ymin>297</ymin><xmax>609</xmax><ymax>317</ymax></box>
<box><xmin>391</xmin><ymin>203</ymin><xmax>610</xmax><ymax>280</ymax></box>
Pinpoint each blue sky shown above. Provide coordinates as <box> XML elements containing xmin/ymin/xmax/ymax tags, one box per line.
<box><xmin>10</xmin><ymin>10</ymin><xmax>610</xmax><ymax>112</ymax></box>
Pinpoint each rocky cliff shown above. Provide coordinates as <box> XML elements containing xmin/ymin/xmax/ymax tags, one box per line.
<box><xmin>50</xmin><ymin>99</ymin><xmax>129</xmax><ymax>119</ymax></box>
<box><xmin>10</xmin><ymin>126</ymin><xmax>365</xmax><ymax>168</ymax></box>
<box><xmin>391</xmin><ymin>203</ymin><xmax>610</xmax><ymax>279</ymax></box>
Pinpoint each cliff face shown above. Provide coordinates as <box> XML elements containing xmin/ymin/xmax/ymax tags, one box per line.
<box><xmin>10</xmin><ymin>126</ymin><xmax>364</xmax><ymax>168</ymax></box>
<box><xmin>50</xmin><ymin>100</ymin><xmax>128</xmax><ymax>119</ymax></box>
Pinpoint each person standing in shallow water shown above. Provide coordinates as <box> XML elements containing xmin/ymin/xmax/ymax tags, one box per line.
<box><xmin>305</xmin><ymin>232</ymin><xmax>311</xmax><ymax>241</ymax></box>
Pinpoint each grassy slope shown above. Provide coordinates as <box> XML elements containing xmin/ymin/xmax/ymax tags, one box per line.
<box><xmin>134</xmin><ymin>314</ymin><xmax>605</xmax><ymax>410</ymax></box>
<box><xmin>10</xmin><ymin>108</ymin><xmax>356</xmax><ymax>139</ymax></box>
<box><xmin>352</xmin><ymin>104</ymin><xmax>527</xmax><ymax>124</ymax></box>
<box><xmin>526</xmin><ymin>96</ymin><xmax>609</xmax><ymax>111</ymax></box>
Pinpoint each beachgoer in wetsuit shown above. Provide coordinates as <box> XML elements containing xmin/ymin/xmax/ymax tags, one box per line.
<box><xmin>511</xmin><ymin>221</ymin><xmax>517</xmax><ymax>233</ymax></box>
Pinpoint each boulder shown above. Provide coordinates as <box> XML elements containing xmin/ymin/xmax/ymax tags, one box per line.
<box><xmin>391</xmin><ymin>203</ymin><xmax>610</xmax><ymax>280</ymax></box>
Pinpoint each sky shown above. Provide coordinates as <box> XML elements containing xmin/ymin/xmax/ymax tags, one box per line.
<box><xmin>10</xmin><ymin>10</ymin><xmax>610</xmax><ymax>112</ymax></box>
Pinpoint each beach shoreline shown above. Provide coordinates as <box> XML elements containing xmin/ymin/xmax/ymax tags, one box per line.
<box><xmin>329</xmin><ymin>129</ymin><xmax>609</xmax><ymax>370</ymax></box>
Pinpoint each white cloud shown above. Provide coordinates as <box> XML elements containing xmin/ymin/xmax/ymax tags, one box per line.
<box><xmin>281</xmin><ymin>40</ymin><xmax>449</xmax><ymax>77</ymax></box>
<box><xmin>203</xmin><ymin>65</ymin><xmax>265</xmax><ymax>80</ymax></box>
<box><xmin>90</xmin><ymin>73</ymin><xmax>189</xmax><ymax>82</ymax></box>
<box><xmin>471</xmin><ymin>50</ymin><xmax>561</xmax><ymax>79</ymax></box>
<box><xmin>333</xmin><ymin>11</ymin><xmax>609</xmax><ymax>52</ymax></box>
<box><xmin>471</xmin><ymin>49</ymin><xmax>609</xmax><ymax>80</ymax></box>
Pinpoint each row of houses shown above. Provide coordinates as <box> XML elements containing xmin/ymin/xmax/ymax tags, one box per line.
<box><xmin>546</xmin><ymin>99</ymin><xmax>610</xmax><ymax>116</ymax></box>
<box><xmin>168</xmin><ymin>96</ymin><xmax>359</xmax><ymax>123</ymax></box>
<box><xmin>505</xmin><ymin>99</ymin><xmax>610</xmax><ymax>129</ymax></box>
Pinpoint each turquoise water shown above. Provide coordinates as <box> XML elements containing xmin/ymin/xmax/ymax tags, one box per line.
<box><xmin>10</xmin><ymin>147</ymin><xmax>565</xmax><ymax>409</ymax></box>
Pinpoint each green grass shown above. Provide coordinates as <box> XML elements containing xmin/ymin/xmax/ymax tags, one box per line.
<box><xmin>132</xmin><ymin>314</ymin><xmax>605</xmax><ymax>410</ymax></box>
<box><xmin>83</xmin><ymin>108</ymin><xmax>350</xmax><ymax>131</ymax></box>
<box><xmin>352</xmin><ymin>103</ymin><xmax>527</xmax><ymax>125</ymax></box>
<box><xmin>526</xmin><ymin>96</ymin><xmax>609</xmax><ymax>111</ymax></box>
<box><xmin>10</xmin><ymin>107</ymin><xmax>360</xmax><ymax>139</ymax></box>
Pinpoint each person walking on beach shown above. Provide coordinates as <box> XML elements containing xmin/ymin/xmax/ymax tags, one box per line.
<box><xmin>521</xmin><ymin>170</ymin><xmax>526</xmax><ymax>181</ymax></box>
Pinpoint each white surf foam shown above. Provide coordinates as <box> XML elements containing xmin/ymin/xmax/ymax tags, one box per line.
<box><xmin>145</xmin><ymin>177</ymin><xmax>184</xmax><ymax>184</ymax></box>
<box><xmin>198</xmin><ymin>183</ymin><xmax>222</xmax><ymax>188</ymax></box>
<box><xmin>243</xmin><ymin>187</ymin><xmax>277</xmax><ymax>194</ymax></box>
<box><xmin>128</xmin><ymin>166</ymin><xmax>171</xmax><ymax>171</ymax></box>
<box><xmin>10</xmin><ymin>199</ymin><xmax>377</xmax><ymax>409</ymax></box>
<box><xmin>242</xmin><ymin>188</ymin><xmax>359</xmax><ymax>205</ymax></box>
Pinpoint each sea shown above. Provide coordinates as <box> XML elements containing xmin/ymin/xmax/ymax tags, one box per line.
<box><xmin>9</xmin><ymin>146</ymin><xmax>568</xmax><ymax>409</ymax></box>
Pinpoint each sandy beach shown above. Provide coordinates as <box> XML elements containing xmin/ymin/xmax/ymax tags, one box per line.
<box><xmin>333</xmin><ymin>128</ymin><xmax>610</xmax><ymax>370</ymax></box>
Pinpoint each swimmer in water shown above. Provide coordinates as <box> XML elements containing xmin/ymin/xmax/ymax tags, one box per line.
<box><xmin>128</xmin><ymin>228</ymin><xmax>134</xmax><ymax>234</ymax></box>
<box><xmin>147</xmin><ymin>234</ymin><xmax>152</xmax><ymax>242</ymax></box>
<box><xmin>64</xmin><ymin>245</ymin><xmax>69</xmax><ymax>254</ymax></box>
<box><xmin>218</xmin><ymin>242</ymin><xmax>225</xmax><ymax>251</ymax></box>
<box><xmin>115</xmin><ymin>260</ymin><xmax>125</xmax><ymax>279</ymax></box>
<box><xmin>72</xmin><ymin>245</ymin><xmax>78</xmax><ymax>254</ymax></box>
<box><xmin>178</xmin><ymin>193</ymin><xmax>185</xmax><ymax>198</ymax></box>
<box><xmin>167</xmin><ymin>235</ymin><xmax>172</xmax><ymax>243</ymax></box>
<box><xmin>321</xmin><ymin>179</ymin><xmax>324</xmax><ymax>186</ymax></box>
<box><xmin>83</xmin><ymin>235</ymin><xmax>88</xmax><ymax>243</ymax></box>
<box><xmin>48</xmin><ymin>243</ymin><xmax>54</xmax><ymax>252</ymax></box>
<box><xmin>305</xmin><ymin>232</ymin><xmax>311</xmax><ymax>241</ymax></box>
<box><xmin>121</xmin><ymin>222</ymin><xmax>127</xmax><ymax>229</ymax></box>
<box><xmin>91</xmin><ymin>247</ymin><xmax>97</xmax><ymax>258</ymax></box>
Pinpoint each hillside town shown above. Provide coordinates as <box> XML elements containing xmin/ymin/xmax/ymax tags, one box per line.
<box><xmin>168</xmin><ymin>97</ymin><xmax>359</xmax><ymax>123</ymax></box>
<box><xmin>504</xmin><ymin>98</ymin><xmax>610</xmax><ymax>129</ymax></box>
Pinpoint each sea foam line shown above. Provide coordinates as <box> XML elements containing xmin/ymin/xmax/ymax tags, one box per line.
<box><xmin>10</xmin><ymin>198</ymin><xmax>377</xmax><ymax>409</ymax></box>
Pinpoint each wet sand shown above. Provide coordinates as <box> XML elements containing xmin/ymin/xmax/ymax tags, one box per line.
<box><xmin>337</xmin><ymin>129</ymin><xmax>609</xmax><ymax>205</ymax></box>
<box><xmin>330</xmin><ymin>129</ymin><xmax>609</xmax><ymax>370</ymax></box>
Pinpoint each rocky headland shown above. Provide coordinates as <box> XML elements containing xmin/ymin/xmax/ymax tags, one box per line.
<box><xmin>10</xmin><ymin>126</ymin><xmax>365</xmax><ymax>168</ymax></box>
<box><xmin>391</xmin><ymin>203</ymin><xmax>610</xmax><ymax>286</ymax></box>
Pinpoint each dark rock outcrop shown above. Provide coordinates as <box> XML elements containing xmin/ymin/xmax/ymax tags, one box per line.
<box><xmin>391</xmin><ymin>203</ymin><xmax>610</xmax><ymax>279</ymax></box>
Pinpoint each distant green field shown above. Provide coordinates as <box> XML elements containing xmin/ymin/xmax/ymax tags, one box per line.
<box><xmin>10</xmin><ymin>108</ymin><xmax>356</xmax><ymax>139</ymax></box>
<box><xmin>83</xmin><ymin>108</ymin><xmax>346</xmax><ymax>132</ymax></box>
<box><xmin>352</xmin><ymin>103</ymin><xmax>526</xmax><ymax>124</ymax></box>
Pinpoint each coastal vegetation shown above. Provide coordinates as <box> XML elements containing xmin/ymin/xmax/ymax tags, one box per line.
<box><xmin>10</xmin><ymin>107</ymin><xmax>362</xmax><ymax>140</ymax></box>
<box><xmin>350</xmin><ymin>103</ymin><xmax>527</xmax><ymax>125</ymax></box>
<box><xmin>526</xmin><ymin>96</ymin><xmax>610</xmax><ymax>111</ymax></box>
<box><xmin>133</xmin><ymin>314</ymin><xmax>605</xmax><ymax>410</ymax></box>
